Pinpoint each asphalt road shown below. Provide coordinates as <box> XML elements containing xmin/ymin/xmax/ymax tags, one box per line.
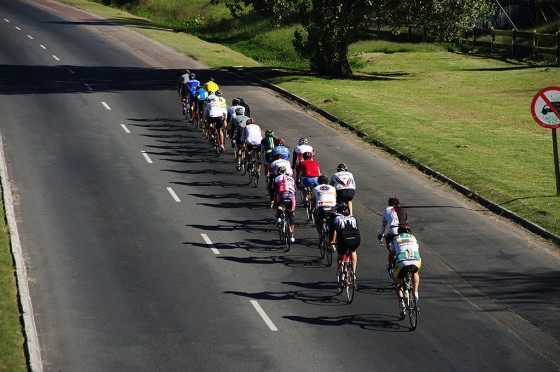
<box><xmin>1</xmin><ymin>0</ymin><xmax>560</xmax><ymax>370</ymax></box>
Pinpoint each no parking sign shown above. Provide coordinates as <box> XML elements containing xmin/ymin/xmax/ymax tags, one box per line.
<box><xmin>532</xmin><ymin>86</ymin><xmax>560</xmax><ymax>195</ymax></box>
<box><xmin>532</xmin><ymin>86</ymin><xmax>560</xmax><ymax>129</ymax></box>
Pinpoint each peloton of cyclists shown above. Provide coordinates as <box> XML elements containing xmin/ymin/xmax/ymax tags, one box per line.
<box><xmin>273</xmin><ymin>166</ymin><xmax>297</xmax><ymax>243</ymax></box>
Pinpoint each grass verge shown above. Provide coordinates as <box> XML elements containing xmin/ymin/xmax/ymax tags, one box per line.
<box><xmin>0</xmin><ymin>193</ymin><xmax>26</xmax><ymax>371</ymax></box>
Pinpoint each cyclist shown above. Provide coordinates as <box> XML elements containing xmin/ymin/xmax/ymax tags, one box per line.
<box><xmin>329</xmin><ymin>163</ymin><xmax>356</xmax><ymax>215</ymax></box>
<box><xmin>268</xmin><ymin>152</ymin><xmax>293</xmax><ymax>207</ymax></box>
<box><xmin>177</xmin><ymin>69</ymin><xmax>190</xmax><ymax>95</ymax></box>
<box><xmin>241</xmin><ymin>118</ymin><xmax>263</xmax><ymax>173</ymax></box>
<box><xmin>310</xmin><ymin>174</ymin><xmax>337</xmax><ymax>240</ymax></box>
<box><xmin>203</xmin><ymin>77</ymin><xmax>219</xmax><ymax>94</ymax></box>
<box><xmin>229</xmin><ymin>108</ymin><xmax>250</xmax><ymax>170</ymax></box>
<box><xmin>227</xmin><ymin>98</ymin><xmax>245</xmax><ymax>123</ymax></box>
<box><xmin>183</xmin><ymin>73</ymin><xmax>200</xmax><ymax>119</ymax></box>
<box><xmin>296</xmin><ymin>151</ymin><xmax>321</xmax><ymax>204</ymax></box>
<box><xmin>237</xmin><ymin>96</ymin><xmax>251</xmax><ymax>117</ymax></box>
<box><xmin>378</xmin><ymin>196</ymin><xmax>408</xmax><ymax>277</ymax></box>
<box><xmin>216</xmin><ymin>90</ymin><xmax>228</xmax><ymax>110</ymax></box>
<box><xmin>194</xmin><ymin>85</ymin><xmax>208</xmax><ymax>129</ymax></box>
<box><xmin>390</xmin><ymin>224</ymin><xmax>421</xmax><ymax>319</ymax></box>
<box><xmin>203</xmin><ymin>94</ymin><xmax>227</xmax><ymax>151</ymax></box>
<box><xmin>329</xmin><ymin>202</ymin><xmax>361</xmax><ymax>284</ymax></box>
<box><xmin>260</xmin><ymin>130</ymin><xmax>276</xmax><ymax>176</ymax></box>
<box><xmin>292</xmin><ymin>137</ymin><xmax>314</xmax><ymax>170</ymax></box>
<box><xmin>273</xmin><ymin>166</ymin><xmax>296</xmax><ymax>243</ymax></box>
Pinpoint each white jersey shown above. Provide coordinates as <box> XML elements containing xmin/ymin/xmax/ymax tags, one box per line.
<box><xmin>329</xmin><ymin>171</ymin><xmax>356</xmax><ymax>190</ymax></box>
<box><xmin>313</xmin><ymin>184</ymin><xmax>337</xmax><ymax>208</ymax></box>
<box><xmin>203</xmin><ymin>100</ymin><xmax>227</xmax><ymax>120</ymax></box>
<box><xmin>228</xmin><ymin>105</ymin><xmax>245</xmax><ymax>118</ymax></box>
<box><xmin>242</xmin><ymin>124</ymin><xmax>262</xmax><ymax>145</ymax></box>
<box><xmin>293</xmin><ymin>144</ymin><xmax>314</xmax><ymax>165</ymax></box>
<box><xmin>270</xmin><ymin>159</ymin><xmax>293</xmax><ymax>175</ymax></box>
<box><xmin>390</xmin><ymin>233</ymin><xmax>421</xmax><ymax>267</ymax></box>
<box><xmin>379</xmin><ymin>206</ymin><xmax>400</xmax><ymax>236</ymax></box>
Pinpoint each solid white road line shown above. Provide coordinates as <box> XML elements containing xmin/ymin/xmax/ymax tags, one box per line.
<box><xmin>167</xmin><ymin>187</ymin><xmax>181</xmax><ymax>202</ymax></box>
<box><xmin>141</xmin><ymin>151</ymin><xmax>153</xmax><ymax>164</ymax></box>
<box><xmin>0</xmin><ymin>133</ymin><xmax>43</xmax><ymax>371</ymax></box>
<box><xmin>52</xmin><ymin>55</ymin><xmax>60</xmax><ymax>61</ymax></box>
<box><xmin>84</xmin><ymin>84</ymin><xmax>92</xmax><ymax>91</ymax></box>
<box><xmin>201</xmin><ymin>234</ymin><xmax>220</xmax><ymax>255</ymax></box>
<box><xmin>250</xmin><ymin>300</ymin><xmax>278</xmax><ymax>331</ymax></box>
<box><xmin>120</xmin><ymin>124</ymin><xmax>130</xmax><ymax>133</ymax></box>
<box><xmin>40</xmin><ymin>45</ymin><xmax>46</xmax><ymax>50</ymax></box>
<box><xmin>27</xmin><ymin>35</ymin><xmax>33</xmax><ymax>39</ymax></box>
<box><xmin>101</xmin><ymin>102</ymin><xmax>111</xmax><ymax>110</ymax></box>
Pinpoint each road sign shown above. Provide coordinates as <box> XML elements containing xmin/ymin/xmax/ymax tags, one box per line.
<box><xmin>531</xmin><ymin>86</ymin><xmax>560</xmax><ymax>129</ymax></box>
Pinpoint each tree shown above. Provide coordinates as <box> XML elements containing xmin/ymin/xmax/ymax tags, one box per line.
<box><xmin>225</xmin><ymin>0</ymin><xmax>496</xmax><ymax>77</ymax></box>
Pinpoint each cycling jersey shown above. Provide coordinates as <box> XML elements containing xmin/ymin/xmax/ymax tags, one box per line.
<box><xmin>274</xmin><ymin>174</ymin><xmax>296</xmax><ymax>194</ymax></box>
<box><xmin>391</xmin><ymin>233</ymin><xmax>421</xmax><ymax>279</ymax></box>
<box><xmin>203</xmin><ymin>100</ymin><xmax>226</xmax><ymax>121</ymax></box>
<box><xmin>271</xmin><ymin>145</ymin><xmax>290</xmax><ymax>161</ymax></box>
<box><xmin>329</xmin><ymin>171</ymin><xmax>356</xmax><ymax>190</ymax></box>
<box><xmin>270</xmin><ymin>159</ymin><xmax>293</xmax><ymax>176</ymax></box>
<box><xmin>292</xmin><ymin>144</ymin><xmax>314</xmax><ymax>168</ymax></box>
<box><xmin>242</xmin><ymin>124</ymin><xmax>262</xmax><ymax>145</ymax></box>
<box><xmin>227</xmin><ymin>105</ymin><xmax>245</xmax><ymax>121</ymax></box>
<box><xmin>230</xmin><ymin>115</ymin><xmax>249</xmax><ymax>141</ymax></box>
<box><xmin>297</xmin><ymin>159</ymin><xmax>321</xmax><ymax>178</ymax></box>
<box><xmin>184</xmin><ymin>79</ymin><xmax>199</xmax><ymax>99</ymax></box>
<box><xmin>204</xmin><ymin>81</ymin><xmax>219</xmax><ymax>93</ymax></box>
<box><xmin>312</xmin><ymin>184</ymin><xmax>337</xmax><ymax>208</ymax></box>
<box><xmin>379</xmin><ymin>206</ymin><xmax>401</xmax><ymax>236</ymax></box>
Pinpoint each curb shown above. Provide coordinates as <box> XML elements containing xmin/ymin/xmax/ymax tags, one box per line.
<box><xmin>229</xmin><ymin>66</ymin><xmax>560</xmax><ymax>246</ymax></box>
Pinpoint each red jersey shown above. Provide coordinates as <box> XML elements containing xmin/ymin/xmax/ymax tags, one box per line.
<box><xmin>296</xmin><ymin>160</ymin><xmax>321</xmax><ymax>179</ymax></box>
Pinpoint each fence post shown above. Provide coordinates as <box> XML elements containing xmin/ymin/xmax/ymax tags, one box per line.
<box><xmin>511</xmin><ymin>29</ymin><xmax>516</xmax><ymax>57</ymax></box>
<box><xmin>533</xmin><ymin>30</ymin><xmax>537</xmax><ymax>58</ymax></box>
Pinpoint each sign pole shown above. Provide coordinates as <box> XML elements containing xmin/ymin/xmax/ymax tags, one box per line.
<box><xmin>553</xmin><ymin>128</ymin><xmax>560</xmax><ymax>196</ymax></box>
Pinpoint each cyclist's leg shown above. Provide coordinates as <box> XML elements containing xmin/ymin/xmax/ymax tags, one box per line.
<box><xmin>287</xmin><ymin>193</ymin><xmax>296</xmax><ymax>236</ymax></box>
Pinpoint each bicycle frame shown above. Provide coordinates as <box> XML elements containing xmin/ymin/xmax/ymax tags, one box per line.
<box><xmin>337</xmin><ymin>251</ymin><xmax>355</xmax><ymax>303</ymax></box>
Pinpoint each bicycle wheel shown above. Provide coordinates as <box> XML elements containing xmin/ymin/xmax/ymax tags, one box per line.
<box><xmin>248</xmin><ymin>161</ymin><xmax>254</xmax><ymax>182</ymax></box>
<box><xmin>215</xmin><ymin>141</ymin><xmax>221</xmax><ymax>157</ymax></box>
<box><xmin>284</xmin><ymin>222</ymin><xmax>291</xmax><ymax>252</ymax></box>
<box><xmin>345</xmin><ymin>267</ymin><xmax>355</xmax><ymax>303</ymax></box>
<box><xmin>319</xmin><ymin>231</ymin><xmax>326</xmax><ymax>259</ymax></box>
<box><xmin>336</xmin><ymin>270</ymin><xmax>343</xmax><ymax>295</ymax></box>
<box><xmin>241</xmin><ymin>152</ymin><xmax>247</xmax><ymax>175</ymax></box>
<box><xmin>326</xmin><ymin>243</ymin><xmax>333</xmax><ymax>267</ymax></box>
<box><xmin>278</xmin><ymin>220</ymin><xmax>285</xmax><ymax>244</ymax></box>
<box><xmin>252</xmin><ymin>164</ymin><xmax>259</xmax><ymax>188</ymax></box>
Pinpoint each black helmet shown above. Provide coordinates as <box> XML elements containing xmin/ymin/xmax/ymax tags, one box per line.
<box><xmin>318</xmin><ymin>174</ymin><xmax>329</xmax><ymax>185</ymax></box>
<box><xmin>337</xmin><ymin>163</ymin><xmax>348</xmax><ymax>172</ymax></box>
<box><xmin>303</xmin><ymin>151</ymin><xmax>312</xmax><ymax>160</ymax></box>
<box><xmin>388</xmin><ymin>196</ymin><xmax>400</xmax><ymax>206</ymax></box>
<box><xmin>232</xmin><ymin>98</ymin><xmax>240</xmax><ymax>106</ymax></box>
<box><xmin>216</xmin><ymin>90</ymin><xmax>222</xmax><ymax>96</ymax></box>
<box><xmin>398</xmin><ymin>224</ymin><xmax>411</xmax><ymax>234</ymax></box>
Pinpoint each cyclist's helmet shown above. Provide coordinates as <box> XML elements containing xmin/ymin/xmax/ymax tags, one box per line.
<box><xmin>265</xmin><ymin>130</ymin><xmax>274</xmax><ymax>138</ymax></box>
<box><xmin>298</xmin><ymin>137</ymin><xmax>308</xmax><ymax>146</ymax></box>
<box><xmin>234</xmin><ymin>107</ymin><xmax>245</xmax><ymax>115</ymax></box>
<box><xmin>208</xmin><ymin>77</ymin><xmax>214</xmax><ymax>82</ymax></box>
<box><xmin>318</xmin><ymin>174</ymin><xmax>329</xmax><ymax>184</ymax></box>
<box><xmin>232</xmin><ymin>98</ymin><xmax>240</xmax><ymax>106</ymax></box>
<box><xmin>337</xmin><ymin>163</ymin><xmax>348</xmax><ymax>172</ymax></box>
<box><xmin>216</xmin><ymin>90</ymin><xmax>222</xmax><ymax>96</ymax></box>
<box><xmin>189</xmin><ymin>73</ymin><xmax>196</xmax><ymax>79</ymax></box>
<box><xmin>388</xmin><ymin>196</ymin><xmax>400</xmax><ymax>206</ymax></box>
<box><xmin>278</xmin><ymin>166</ymin><xmax>287</xmax><ymax>174</ymax></box>
<box><xmin>303</xmin><ymin>151</ymin><xmax>312</xmax><ymax>160</ymax></box>
<box><xmin>398</xmin><ymin>224</ymin><xmax>411</xmax><ymax>234</ymax></box>
<box><xmin>276</xmin><ymin>138</ymin><xmax>285</xmax><ymax>146</ymax></box>
<box><xmin>246</xmin><ymin>118</ymin><xmax>255</xmax><ymax>125</ymax></box>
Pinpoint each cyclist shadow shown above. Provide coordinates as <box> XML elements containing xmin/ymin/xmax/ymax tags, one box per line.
<box><xmin>224</xmin><ymin>281</ymin><xmax>343</xmax><ymax>305</ymax></box>
<box><xmin>283</xmin><ymin>314</ymin><xmax>406</xmax><ymax>331</ymax></box>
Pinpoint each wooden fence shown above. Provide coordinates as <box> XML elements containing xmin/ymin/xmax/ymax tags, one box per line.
<box><xmin>460</xmin><ymin>26</ymin><xmax>560</xmax><ymax>62</ymax></box>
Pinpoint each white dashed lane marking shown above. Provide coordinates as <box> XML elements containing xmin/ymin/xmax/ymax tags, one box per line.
<box><xmin>166</xmin><ymin>187</ymin><xmax>181</xmax><ymax>202</ymax></box>
<box><xmin>40</xmin><ymin>45</ymin><xmax>46</xmax><ymax>50</ymax></box>
<box><xmin>101</xmin><ymin>102</ymin><xmax>111</xmax><ymax>110</ymax></box>
<box><xmin>250</xmin><ymin>300</ymin><xmax>278</xmax><ymax>331</ymax></box>
<box><xmin>141</xmin><ymin>151</ymin><xmax>153</xmax><ymax>164</ymax></box>
<box><xmin>201</xmin><ymin>234</ymin><xmax>220</xmax><ymax>255</ymax></box>
<box><xmin>52</xmin><ymin>55</ymin><xmax>60</xmax><ymax>61</ymax></box>
<box><xmin>27</xmin><ymin>35</ymin><xmax>33</xmax><ymax>39</ymax></box>
<box><xmin>15</xmin><ymin>26</ymin><xmax>21</xmax><ymax>30</ymax></box>
<box><xmin>120</xmin><ymin>124</ymin><xmax>130</xmax><ymax>133</ymax></box>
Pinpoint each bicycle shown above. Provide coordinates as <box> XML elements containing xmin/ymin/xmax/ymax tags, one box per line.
<box><xmin>247</xmin><ymin>148</ymin><xmax>259</xmax><ymax>187</ymax></box>
<box><xmin>208</xmin><ymin>123</ymin><xmax>220</xmax><ymax>157</ymax></box>
<box><xmin>277</xmin><ymin>200</ymin><xmax>291</xmax><ymax>252</ymax></box>
<box><xmin>336</xmin><ymin>248</ymin><xmax>355</xmax><ymax>303</ymax></box>
<box><xmin>303</xmin><ymin>186</ymin><xmax>314</xmax><ymax>224</ymax></box>
<box><xmin>318</xmin><ymin>209</ymin><xmax>334</xmax><ymax>266</ymax></box>
<box><xmin>401</xmin><ymin>267</ymin><xmax>419</xmax><ymax>330</ymax></box>
<box><xmin>239</xmin><ymin>146</ymin><xmax>247</xmax><ymax>175</ymax></box>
